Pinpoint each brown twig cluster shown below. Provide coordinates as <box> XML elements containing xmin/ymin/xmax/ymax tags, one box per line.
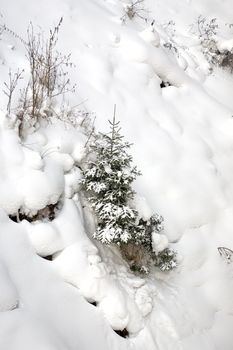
<box><xmin>18</xmin><ymin>18</ymin><xmax>75</xmax><ymax>126</ymax></box>
<box><xmin>2</xmin><ymin>18</ymin><xmax>78</xmax><ymax>137</ymax></box>
<box><xmin>121</xmin><ymin>0</ymin><xmax>148</xmax><ymax>23</ymax></box>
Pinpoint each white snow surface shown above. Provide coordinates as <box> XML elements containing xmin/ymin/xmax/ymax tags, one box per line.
<box><xmin>0</xmin><ymin>0</ymin><xmax>233</xmax><ymax>349</ymax></box>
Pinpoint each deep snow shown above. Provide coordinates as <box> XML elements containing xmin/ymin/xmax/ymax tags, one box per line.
<box><xmin>0</xmin><ymin>0</ymin><xmax>233</xmax><ymax>349</ymax></box>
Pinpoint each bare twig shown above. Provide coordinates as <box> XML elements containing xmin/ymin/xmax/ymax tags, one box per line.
<box><xmin>84</xmin><ymin>115</ymin><xmax>96</xmax><ymax>148</ymax></box>
<box><xmin>3</xmin><ymin>69</ymin><xmax>24</xmax><ymax>114</ymax></box>
<box><xmin>121</xmin><ymin>0</ymin><xmax>148</xmax><ymax>23</ymax></box>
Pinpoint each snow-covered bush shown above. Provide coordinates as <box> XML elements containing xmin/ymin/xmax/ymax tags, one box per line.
<box><xmin>81</xmin><ymin>110</ymin><xmax>177</xmax><ymax>273</ymax></box>
<box><xmin>190</xmin><ymin>16</ymin><xmax>233</xmax><ymax>71</ymax></box>
<box><xmin>162</xmin><ymin>20</ymin><xmax>179</xmax><ymax>55</ymax></box>
<box><xmin>190</xmin><ymin>16</ymin><xmax>219</xmax><ymax>65</ymax></box>
<box><xmin>153</xmin><ymin>248</ymin><xmax>177</xmax><ymax>271</ymax></box>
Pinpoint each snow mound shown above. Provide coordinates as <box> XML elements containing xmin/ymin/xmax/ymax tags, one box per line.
<box><xmin>0</xmin><ymin>0</ymin><xmax>233</xmax><ymax>349</ymax></box>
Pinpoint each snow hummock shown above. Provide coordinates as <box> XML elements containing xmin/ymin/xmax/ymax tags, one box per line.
<box><xmin>152</xmin><ymin>233</ymin><xmax>169</xmax><ymax>254</ymax></box>
<box><xmin>0</xmin><ymin>0</ymin><xmax>233</xmax><ymax>349</ymax></box>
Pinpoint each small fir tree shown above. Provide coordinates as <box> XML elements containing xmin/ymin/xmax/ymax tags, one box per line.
<box><xmin>81</xmin><ymin>106</ymin><xmax>177</xmax><ymax>272</ymax></box>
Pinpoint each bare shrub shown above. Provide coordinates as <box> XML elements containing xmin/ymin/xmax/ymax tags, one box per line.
<box><xmin>218</xmin><ymin>247</ymin><xmax>233</xmax><ymax>264</ymax></box>
<box><xmin>162</xmin><ymin>20</ymin><xmax>179</xmax><ymax>54</ymax></box>
<box><xmin>52</xmin><ymin>102</ymin><xmax>92</xmax><ymax>128</ymax></box>
<box><xmin>121</xmin><ymin>243</ymin><xmax>151</xmax><ymax>273</ymax></box>
<box><xmin>26</xmin><ymin>18</ymin><xmax>74</xmax><ymax>100</ymax></box>
<box><xmin>220</xmin><ymin>51</ymin><xmax>233</xmax><ymax>72</ymax></box>
<box><xmin>190</xmin><ymin>16</ymin><xmax>219</xmax><ymax>63</ymax></box>
<box><xmin>190</xmin><ymin>16</ymin><xmax>233</xmax><ymax>72</ymax></box>
<box><xmin>190</xmin><ymin>15</ymin><xmax>218</xmax><ymax>42</ymax></box>
<box><xmin>1</xmin><ymin>20</ymin><xmax>95</xmax><ymax>141</ymax></box>
<box><xmin>0</xmin><ymin>24</ymin><xmax>4</xmax><ymax>37</ymax></box>
<box><xmin>121</xmin><ymin>0</ymin><xmax>148</xmax><ymax>23</ymax></box>
<box><xmin>16</xmin><ymin>18</ymin><xmax>76</xmax><ymax>137</ymax></box>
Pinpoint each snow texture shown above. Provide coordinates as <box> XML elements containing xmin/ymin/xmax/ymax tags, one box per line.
<box><xmin>0</xmin><ymin>0</ymin><xmax>233</xmax><ymax>349</ymax></box>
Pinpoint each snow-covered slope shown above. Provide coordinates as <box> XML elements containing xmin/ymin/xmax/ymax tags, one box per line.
<box><xmin>0</xmin><ymin>0</ymin><xmax>233</xmax><ymax>349</ymax></box>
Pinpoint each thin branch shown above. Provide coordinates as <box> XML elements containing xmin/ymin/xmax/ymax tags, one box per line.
<box><xmin>3</xmin><ymin>69</ymin><xmax>24</xmax><ymax>114</ymax></box>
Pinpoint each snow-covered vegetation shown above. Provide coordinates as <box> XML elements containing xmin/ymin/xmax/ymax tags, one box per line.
<box><xmin>0</xmin><ymin>0</ymin><xmax>233</xmax><ymax>349</ymax></box>
<box><xmin>81</xmin><ymin>111</ymin><xmax>176</xmax><ymax>273</ymax></box>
